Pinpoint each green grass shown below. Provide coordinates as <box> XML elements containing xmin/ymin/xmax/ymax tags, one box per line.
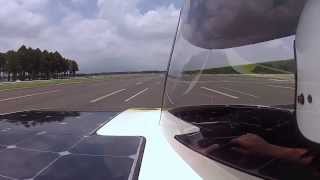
<box><xmin>185</xmin><ymin>59</ymin><xmax>295</xmax><ymax>75</ymax></box>
<box><xmin>0</xmin><ymin>73</ymin><xmax>160</xmax><ymax>92</ymax></box>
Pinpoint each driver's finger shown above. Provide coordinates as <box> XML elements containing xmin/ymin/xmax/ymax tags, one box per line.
<box><xmin>231</xmin><ymin>147</ymin><xmax>249</xmax><ymax>155</ymax></box>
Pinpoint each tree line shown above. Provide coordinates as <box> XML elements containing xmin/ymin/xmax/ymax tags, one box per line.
<box><xmin>0</xmin><ymin>45</ymin><xmax>79</xmax><ymax>81</ymax></box>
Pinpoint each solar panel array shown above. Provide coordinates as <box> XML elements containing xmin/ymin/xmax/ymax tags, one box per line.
<box><xmin>0</xmin><ymin>111</ymin><xmax>145</xmax><ymax>180</ymax></box>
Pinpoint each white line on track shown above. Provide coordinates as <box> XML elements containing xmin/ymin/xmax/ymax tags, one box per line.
<box><xmin>166</xmin><ymin>92</ymin><xmax>175</xmax><ymax>105</ymax></box>
<box><xmin>90</xmin><ymin>89</ymin><xmax>126</xmax><ymax>103</ymax></box>
<box><xmin>0</xmin><ymin>90</ymin><xmax>60</xmax><ymax>102</ymax></box>
<box><xmin>55</xmin><ymin>82</ymin><xmax>82</xmax><ymax>86</ymax></box>
<box><xmin>269</xmin><ymin>79</ymin><xmax>290</xmax><ymax>82</ymax></box>
<box><xmin>0</xmin><ymin>88</ymin><xmax>27</xmax><ymax>92</ymax></box>
<box><xmin>267</xmin><ymin>85</ymin><xmax>295</xmax><ymax>90</ymax></box>
<box><xmin>221</xmin><ymin>87</ymin><xmax>259</xmax><ymax>98</ymax></box>
<box><xmin>125</xmin><ymin>88</ymin><xmax>149</xmax><ymax>102</ymax></box>
<box><xmin>136</xmin><ymin>82</ymin><xmax>143</xmax><ymax>85</ymax></box>
<box><xmin>201</xmin><ymin>87</ymin><xmax>239</xmax><ymax>99</ymax></box>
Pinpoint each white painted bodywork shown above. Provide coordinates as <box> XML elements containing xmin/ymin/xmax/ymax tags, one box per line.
<box><xmin>296</xmin><ymin>0</ymin><xmax>320</xmax><ymax>143</ymax></box>
<box><xmin>97</xmin><ymin>109</ymin><xmax>201</xmax><ymax>180</ymax></box>
<box><xmin>97</xmin><ymin>109</ymin><xmax>261</xmax><ymax>180</ymax></box>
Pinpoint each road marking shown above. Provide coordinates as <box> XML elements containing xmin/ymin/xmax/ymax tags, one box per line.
<box><xmin>269</xmin><ymin>79</ymin><xmax>290</xmax><ymax>82</ymax></box>
<box><xmin>0</xmin><ymin>88</ymin><xmax>25</xmax><ymax>92</ymax></box>
<box><xmin>136</xmin><ymin>82</ymin><xmax>143</xmax><ymax>85</ymax></box>
<box><xmin>267</xmin><ymin>85</ymin><xmax>295</xmax><ymax>90</ymax></box>
<box><xmin>0</xmin><ymin>82</ymin><xmax>83</xmax><ymax>93</ymax></box>
<box><xmin>0</xmin><ymin>90</ymin><xmax>60</xmax><ymax>102</ymax></box>
<box><xmin>201</xmin><ymin>87</ymin><xmax>239</xmax><ymax>99</ymax></box>
<box><xmin>55</xmin><ymin>82</ymin><xmax>82</xmax><ymax>86</ymax></box>
<box><xmin>166</xmin><ymin>93</ymin><xmax>175</xmax><ymax>105</ymax></box>
<box><xmin>90</xmin><ymin>89</ymin><xmax>126</xmax><ymax>103</ymax></box>
<box><xmin>221</xmin><ymin>87</ymin><xmax>259</xmax><ymax>98</ymax></box>
<box><xmin>125</xmin><ymin>88</ymin><xmax>149</xmax><ymax>102</ymax></box>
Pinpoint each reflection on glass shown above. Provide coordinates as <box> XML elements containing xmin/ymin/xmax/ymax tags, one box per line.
<box><xmin>0</xmin><ymin>111</ymin><xmax>80</xmax><ymax>128</ymax></box>
<box><xmin>182</xmin><ymin>0</ymin><xmax>306</xmax><ymax>49</ymax></box>
<box><xmin>165</xmin><ymin>34</ymin><xmax>296</xmax><ymax>109</ymax></box>
<box><xmin>161</xmin><ymin>0</ymin><xmax>320</xmax><ymax>179</ymax></box>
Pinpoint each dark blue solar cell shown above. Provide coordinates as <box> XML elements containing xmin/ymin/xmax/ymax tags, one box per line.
<box><xmin>17</xmin><ymin>133</ymin><xmax>82</xmax><ymax>152</ymax></box>
<box><xmin>0</xmin><ymin>148</ymin><xmax>58</xmax><ymax>179</ymax></box>
<box><xmin>70</xmin><ymin>136</ymin><xmax>143</xmax><ymax>156</ymax></box>
<box><xmin>0</xmin><ymin>129</ymin><xmax>38</xmax><ymax>146</ymax></box>
<box><xmin>35</xmin><ymin>155</ymin><xmax>134</xmax><ymax>180</ymax></box>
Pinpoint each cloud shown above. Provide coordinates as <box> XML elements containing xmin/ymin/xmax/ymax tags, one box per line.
<box><xmin>0</xmin><ymin>0</ymin><xmax>180</xmax><ymax>73</ymax></box>
<box><xmin>17</xmin><ymin>0</ymin><xmax>49</xmax><ymax>10</ymax></box>
<box><xmin>0</xmin><ymin>0</ymin><xmax>47</xmax><ymax>38</ymax></box>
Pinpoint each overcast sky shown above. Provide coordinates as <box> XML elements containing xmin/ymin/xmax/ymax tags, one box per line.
<box><xmin>0</xmin><ymin>0</ymin><xmax>182</xmax><ymax>73</ymax></box>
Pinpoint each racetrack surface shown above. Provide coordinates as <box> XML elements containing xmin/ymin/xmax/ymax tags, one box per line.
<box><xmin>0</xmin><ymin>74</ymin><xmax>295</xmax><ymax>114</ymax></box>
<box><xmin>163</xmin><ymin>74</ymin><xmax>295</xmax><ymax>109</ymax></box>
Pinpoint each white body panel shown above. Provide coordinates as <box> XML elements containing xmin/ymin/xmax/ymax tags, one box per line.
<box><xmin>296</xmin><ymin>0</ymin><xmax>320</xmax><ymax>143</ymax></box>
<box><xmin>97</xmin><ymin>109</ymin><xmax>202</xmax><ymax>180</ymax></box>
<box><xmin>97</xmin><ymin>109</ymin><xmax>261</xmax><ymax>180</ymax></box>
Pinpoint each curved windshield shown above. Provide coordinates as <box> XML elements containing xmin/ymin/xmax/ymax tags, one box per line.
<box><xmin>160</xmin><ymin>0</ymin><xmax>320</xmax><ymax>180</ymax></box>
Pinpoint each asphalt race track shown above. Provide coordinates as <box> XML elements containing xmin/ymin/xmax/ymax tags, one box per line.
<box><xmin>0</xmin><ymin>74</ymin><xmax>295</xmax><ymax>114</ymax></box>
<box><xmin>0</xmin><ymin>74</ymin><xmax>165</xmax><ymax>114</ymax></box>
<box><xmin>164</xmin><ymin>74</ymin><xmax>295</xmax><ymax>109</ymax></box>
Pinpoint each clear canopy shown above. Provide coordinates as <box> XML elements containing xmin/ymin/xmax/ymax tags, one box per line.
<box><xmin>160</xmin><ymin>0</ymin><xmax>320</xmax><ymax>179</ymax></box>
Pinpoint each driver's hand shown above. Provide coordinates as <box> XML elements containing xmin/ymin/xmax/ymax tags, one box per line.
<box><xmin>229</xmin><ymin>134</ymin><xmax>313</xmax><ymax>165</ymax></box>
<box><xmin>229</xmin><ymin>133</ymin><xmax>273</xmax><ymax>156</ymax></box>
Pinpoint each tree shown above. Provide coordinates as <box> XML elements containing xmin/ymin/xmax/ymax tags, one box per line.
<box><xmin>0</xmin><ymin>46</ymin><xmax>80</xmax><ymax>81</ymax></box>
<box><xmin>69</xmin><ymin>60</ymin><xmax>79</xmax><ymax>77</ymax></box>
<box><xmin>17</xmin><ymin>45</ymin><xmax>29</xmax><ymax>80</ymax></box>
<box><xmin>53</xmin><ymin>51</ymin><xmax>64</xmax><ymax>78</ymax></box>
<box><xmin>0</xmin><ymin>53</ymin><xmax>6</xmax><ymax>80</ymax></box>
<box><xmin>39</xmin><ymin>50</ymin><xmax>51</xmax><ymax>80</ymax></box>
<box><xmin>6</xmin><ymin>50</ymin><xmax>20</xmax><ymax>81</ymax></box>
<box><xmin>62</xmin><ymin>59</ymin><xmax>70</xmax><ymax>78</ymax></box>
<box><xmin>30</xmin><ymin>48</ymin><xmax>42</xmax><ymax>80</ymax></box>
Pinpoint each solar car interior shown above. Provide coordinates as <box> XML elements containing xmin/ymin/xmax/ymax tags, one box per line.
<box><xmin>160</xmin><ymin>0</ymin><xmax>320</xmax><ymax>179</ymax></box>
